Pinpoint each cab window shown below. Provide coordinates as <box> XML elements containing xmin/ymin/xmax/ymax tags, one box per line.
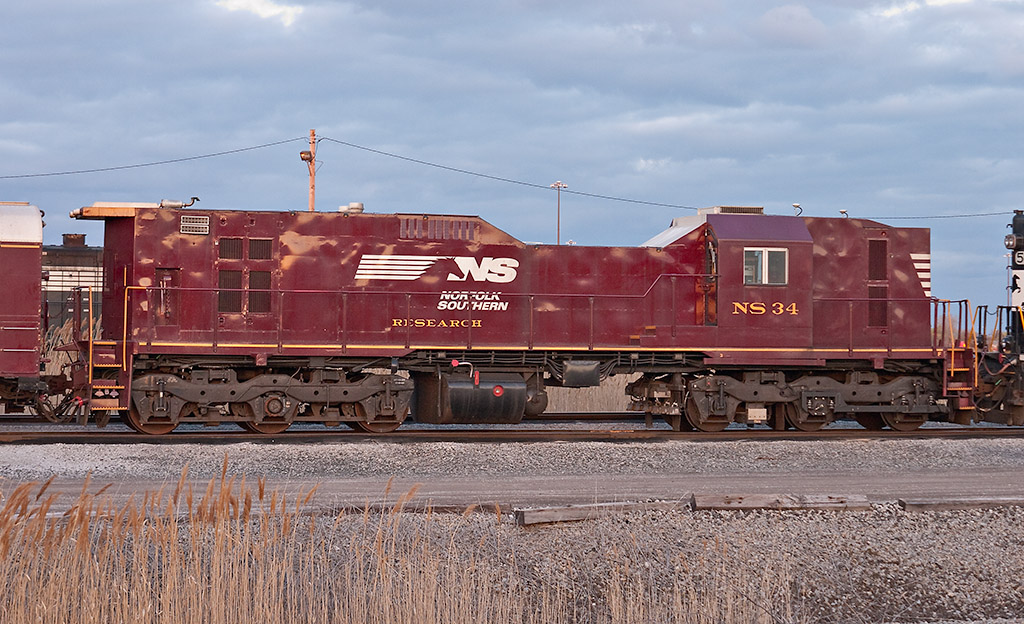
<box><xmin>743</xmin><ymin>248</ymin><xmax>788</xmax><ymax>285</ymax></box>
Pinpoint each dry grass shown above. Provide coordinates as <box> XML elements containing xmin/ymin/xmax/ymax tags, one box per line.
<box><xmin>546</xmin><ymin>375</ymin><xmax>636</xmax><ymax>413</ymax></box>
<box><xmin>0</xmin><ymin>458</ymin><xmax>801</xmax><ymax>624</ymax></box>
<box><xmin>42</xmin><ymin>318</ymin><xmax>89</xmax><ymax>377</ymax></box>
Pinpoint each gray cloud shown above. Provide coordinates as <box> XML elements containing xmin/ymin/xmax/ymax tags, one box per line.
<box><xmin>755</xmin><ymin>5</ymin><xmax>830</xmax><ymax>48</ymax></box>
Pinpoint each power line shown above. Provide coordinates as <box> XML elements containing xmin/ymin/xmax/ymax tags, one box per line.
<box><xmin>320</xmin><ymin>138</ymin><xmax>1013</xmax><ymax>218</ymax></box>
<box><xmin>321</xmin><ymin>137</ymin><xmax>550</xmax><ymax>190</ymax></box>
<box><xmin>862</xmin><ymin>212</ymin><xmax>1008</xmax><ymax>220</ymax></box>
<box><xmin>0</xmin><ymin>133</ymin><xmax>1012</xmax><ymax>220</ymax></box>
<box><xmin>320</xmin><ymin>137</ymin><xmax>700</xmax><ymax>211</ymax></box>
<box><xmin>0</xmin><ymin>137</ymin><xmax>307</xmax><ymax>179</ymax></box>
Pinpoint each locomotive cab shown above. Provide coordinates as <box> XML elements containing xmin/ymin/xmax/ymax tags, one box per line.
<box><xmin>708</xmin><ymin>212</ymin><xmax>814</xmax><ymax>361</ymax></box>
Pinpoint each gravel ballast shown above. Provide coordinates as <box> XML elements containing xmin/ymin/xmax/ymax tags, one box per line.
<box><xmin>1</xmin><ymin>437</ymin><xmax>1023</xmax><ymax>480</ymax></box>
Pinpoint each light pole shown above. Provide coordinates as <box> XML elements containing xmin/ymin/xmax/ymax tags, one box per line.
<box><xmin>550</xmin><ymin>181</ymin><xmax>567</xmax><ymax>245</ymax></box>
<box><xmin>299</xmin><ymin>129</ymin><xmax>317</xmax><ymax>212</ymax></box>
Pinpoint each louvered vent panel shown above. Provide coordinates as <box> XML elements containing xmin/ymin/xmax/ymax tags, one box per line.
<box><xmin>180</xmin><ymin>215</ymin><xmax>210</xmax><ymax>235</ymax></box>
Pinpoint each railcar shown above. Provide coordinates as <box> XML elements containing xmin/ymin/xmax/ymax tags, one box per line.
<box><xmin>3</xmin><ymin>197</ymin><xmax>1022</xmax><ymax>434</ymax></box>
<box><xmin>0</xmin><ymin>203</ymin><xmax>48</xmax><ymax>414</ymax></box>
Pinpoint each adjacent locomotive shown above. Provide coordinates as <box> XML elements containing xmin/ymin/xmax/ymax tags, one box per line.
<box><xmin>3</xmin><ymin>198</ymin><xmax>1021</xmax><ymax>434</ymax></box>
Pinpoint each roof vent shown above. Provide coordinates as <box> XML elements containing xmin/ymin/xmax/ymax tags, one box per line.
<box><xmin>696</xmin><ymin>205</ymin><xmax>761</xmax><ymax>215</ymax></box>
<box><xmin>339</xmin><ymin>202</ymin><xmax>364</xmax><ymax>214</ymax></box>
<box><xmin>698</xmin><ymin>206</ymin><xmax>764</xmax><ymax>215</ymax></box>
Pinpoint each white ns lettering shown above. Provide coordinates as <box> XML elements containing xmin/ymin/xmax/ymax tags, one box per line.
<box><xmin>447</xmin><ymin>257</ymin><xmax>519</xmax><ymax>283</ymax></box>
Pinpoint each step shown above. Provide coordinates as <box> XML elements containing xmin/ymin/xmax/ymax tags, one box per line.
<box><xmin>89</xmin><ymin>398</ymin><xmax>126</xmax><ymax>411</ymax></box>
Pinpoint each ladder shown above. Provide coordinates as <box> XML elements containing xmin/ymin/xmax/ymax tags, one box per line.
<box><xmin>71</xmin><ymin>287</ymin><xmax>131</xmax><ymax>424</ymax></box>
<box><xmin>943</xmin><ymin>345</ymin><xmax>976</xmax><ymax>416</ymax></box>
<box><xmin>86</xmin><ymin>340</ymin><xmax>130</xmax><ymax>415</ymax></box>
<box><xmin>937</xmin><ymin>300</ymin><xmax>977</xmax><ymax>422</ymax></box>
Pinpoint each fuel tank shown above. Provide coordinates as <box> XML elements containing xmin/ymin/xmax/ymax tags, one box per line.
<box><xmin>412</xmin><ymin>372</ymin><xmax>527</xmax><ymax>424</ymax></box>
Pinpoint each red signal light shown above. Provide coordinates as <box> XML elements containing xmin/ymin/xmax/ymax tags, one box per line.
<box><xmin>493</xmin><ymin>385</ymin><xmax>504</xmax><ymax>397</ymax></box>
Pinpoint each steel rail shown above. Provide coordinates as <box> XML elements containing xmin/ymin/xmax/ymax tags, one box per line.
<box><xmin>1</xmin><ymin>425</ymin><xmax>1023</xmax><ymax>445</ymax></box>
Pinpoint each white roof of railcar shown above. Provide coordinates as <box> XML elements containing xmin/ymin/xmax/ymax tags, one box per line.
<box><xmin>0</xmin><ymin>202</ymin><xmax>43</xmax><ymax>244</ymax></box>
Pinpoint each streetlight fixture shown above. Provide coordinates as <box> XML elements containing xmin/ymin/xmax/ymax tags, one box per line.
<box><xmin>550</xmin><ymin>181</ymin><xmax>567</xmax><ymax>245</ymax></box>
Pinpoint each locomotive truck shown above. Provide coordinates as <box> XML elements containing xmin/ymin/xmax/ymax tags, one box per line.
<box><xmin>1</xmin><ymin>198</ymin><xmax>1020</xmax><ymax>434</ymax></box>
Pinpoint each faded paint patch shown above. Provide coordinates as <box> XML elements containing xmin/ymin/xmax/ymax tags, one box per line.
<box><xmin>279</xmin><ymin>232</ymin><xmax>334</xmax><ymax>272</ymax></box>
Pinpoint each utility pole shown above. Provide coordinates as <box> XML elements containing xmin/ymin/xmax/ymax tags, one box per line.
<box><xmin>550</xmin><ymin>181</ymin><xmax>567</xmax><ymax>245</ymax></box>
<box><xmin>300</xmin><ymin>129</ymin><xmax>317</xmax><ymax>211</ymax></box>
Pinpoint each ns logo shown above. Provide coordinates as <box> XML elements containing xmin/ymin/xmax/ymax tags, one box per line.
<box><xmin>446</xmin><ymin>257</ymin><xmax>519</xmax><ymax>283</ymax></box>
<box><xmin>352</xmin><ymin>254</ymin><xmax>519</xmax><ymax>284</ymax></box>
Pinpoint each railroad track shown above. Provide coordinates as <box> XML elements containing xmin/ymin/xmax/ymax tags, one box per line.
<box><xmin>1</xmin><ymin>418</ymin><xmax>1023</xmax><ymax>444</ymax></box>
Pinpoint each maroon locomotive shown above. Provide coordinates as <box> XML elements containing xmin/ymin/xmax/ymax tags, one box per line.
<box><xmin>0</xmin><ymin>198</ymin><xmax>1015</xmax><ymax>433</ymax></box>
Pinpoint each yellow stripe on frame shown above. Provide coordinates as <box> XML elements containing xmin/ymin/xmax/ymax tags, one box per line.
<box><xmin>140</xmin><ymin>341</ymin><xmax>937</xmax><ymax>356</ymax></box>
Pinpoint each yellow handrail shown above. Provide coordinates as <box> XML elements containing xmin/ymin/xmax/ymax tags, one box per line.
<box><xmin>87</xmin><ymin>287</ymin><xmax>94</xmax><ymax>385</ymax></box>
<box><xmin>122</xmin><ymin>267</ymin><xmax>130</xmax><ymax>370</ymax></box>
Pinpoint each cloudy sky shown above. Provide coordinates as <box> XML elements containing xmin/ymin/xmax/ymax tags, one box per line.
<box><xmin>2</xmin><ymin>0</ymin><xmax>1022</xmax><ymax>306</ymax></box>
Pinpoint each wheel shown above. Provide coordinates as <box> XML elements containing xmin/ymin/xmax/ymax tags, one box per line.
<box><xmin>684</xmin><ymin>397</ymin><xmax>729</xmax><ymax>432</ymax></box>
<box><xmin>349</xmin><ymin>420</ymin><xmax>404</xmax><ymax>433</ymax></box>
<box><xmin>881</xmin><ymin>391</ymin><xmax>929</xmax><ymax>431</ymax></box>
<box><xmin>347</xmin><ymin>403</ymin><xmax>407</xmax><ymax>434</ymax></box>
<box><xmin>783</xmin><ymin>402</ymin><xmax>830</xmax><ymax>432</ymax></box>
<box><xmin>124</xmin><ymin>403</ymin><xmax>177</xmax><ymax>435</ymax></box>
<box><xmin>854</xmin><ymin>413</ymin><xmax>886</xmax><ymax>430</ymax></box>
<box><xmin>882</xmin><ymin>412</ymin><xmax>924</xmax><ymax>432</ymax></box>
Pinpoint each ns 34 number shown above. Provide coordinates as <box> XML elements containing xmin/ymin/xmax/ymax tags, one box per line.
<box><xmin>731</xmin><ymin>301</ymin><xmax>800</xmax><ymax>316</ymax></box>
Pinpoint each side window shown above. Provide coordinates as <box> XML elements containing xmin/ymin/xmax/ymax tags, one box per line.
<box><xmin>743</xmin><ymin>248</ymin><xmax>788</xmax><ymax>285</ymax></box>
